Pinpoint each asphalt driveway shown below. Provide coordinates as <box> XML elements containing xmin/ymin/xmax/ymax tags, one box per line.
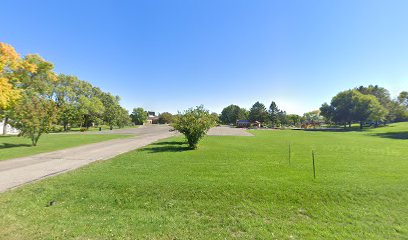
<box><xmin>0</xmin><ymin>125</ymin><xmax>176</xmax><ymax>193</ymax></box>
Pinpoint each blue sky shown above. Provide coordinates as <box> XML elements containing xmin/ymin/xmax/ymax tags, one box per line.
<box><xmin>1</xmin><ymin>0</ymin><xmax>407</xmax><ymax>114</ymax></box>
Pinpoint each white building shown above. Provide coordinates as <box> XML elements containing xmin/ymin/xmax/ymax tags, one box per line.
<box><xmin>0</xmin><ymin>119</ymin><xmax>20</xmax><ymax>135</ymax></box>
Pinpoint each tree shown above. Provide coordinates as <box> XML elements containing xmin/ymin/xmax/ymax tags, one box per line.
<box><xmin>0</xmin><ymin>43</ymin><xmax>21</xmax><ymax>110</ymax></box>
<box><xmin>356</xmin><ymin>85</ymin><xmax>394</xmax><ymax>121</ymax></box>
<box><xmin>99</xmin><ymin>92</ymin><xmax>121</xmax><ymax>129</ymax></box>
<box><xmin>268</xmin><ymin>101</ymin><xmax>280</xmax><ymax>127</ymax></box>
<box><xmin>219</xmin><ymin>104</ymin><xmax>248</xmax><ymax>125</ymax></box>
<box><xmin>130</xmin><ymin>107</ymin><xmax>147</xmax><ymax>125</ymax></box>
<box><xmin>158</xmin><ymin>112</ymin><xmax>174</xmax><ymax>124</ymax></box>
<box><xmin>0</xmin><ymin>43</ymin><xmax>23</xmax><ymax>135</ymax></box>
<box><xmin>78</xmin><ymin>94</ymin><xmax>104</xmax><ymax>129</ymax></box>
<box><xmin>249</xmin><ymin>101</ymin><xmax>268</xmax><ymax>123</ymax></box>
<box><xmin>319</xmin><ymin>103</ymin><xmax>335</xmax><ymax>124</ymax></box>
<box><xmin>172</xmin><ymin>105</ymin><xmax>216</xmax><ymax>149</ymax></box>
<box><xmin>54</xmin><ymin>74</ymin><xmax>82</xmax><ymax>131</ymax></box>
<box><xmin>320</xmin><ymin>89</ymin><xmax>388</xmax><ymax>129</ymax></box>
<box><xmin>115</xmin><ymin>107</ymin><xmax>131</xmax><ymax>128</ymax></box>
<box><xmin>352</xmin><ymin>93</ymin><xmax>387</xmax><ymax>128</ymax></box>
<box><xmin>19</xmin><ymin>54</ymin><xmax>57</xmax><ymax>98</ymax></box>
<box><xmin>287</xmin><ymin>114</ymin><xmax>302</xmax><ymax>126</ymax></box>
<box><xmin>11</xmin><ymin>92</ymin><xmax>58</xmax><ymax>146</ymax></box>
<box><xmin>325</xmin><ymin>90</ymin><xmax>355</xmax><ymax>127</ymax></box>
<box><xmin>398</xmin><ymin>91</ymin><xmax>408</xmax><ymax>107</ymax></box>
<box><xmin>303</xmin><ymin>110</ymin><xmax>322</xmax><ymax>128</ymax></box>
<box><xmin>211</xmin><ymin>112</ymin><xmax>220</xmax><ymax>124</ymax></box>
<box><xmin>278</xmin><ymin>110</ymin><xmax>288</xmax><ymax>126</ymax></box>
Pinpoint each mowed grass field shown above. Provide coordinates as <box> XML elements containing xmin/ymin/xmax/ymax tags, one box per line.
<box><xmin>0</xmin><ymin>134</ymin><xmax>131</xmax><ymax>161</ymax></box>
<box><xmin>0</xmin><ymin>123</ymin><xmax>407</xmax><ymax>239</ymax></box>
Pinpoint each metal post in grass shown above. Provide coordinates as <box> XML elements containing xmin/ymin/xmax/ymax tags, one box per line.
<box><xmin>288</xmin><ymin>143</ymin><xmax>291</xmax><ymax>166</ymax></box>
<box><xmin>312</xmin><ymin>150</ymin><xmax>316</xmax><ymax>179</ymax></box>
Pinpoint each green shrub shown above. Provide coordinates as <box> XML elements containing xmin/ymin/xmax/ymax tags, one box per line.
<box><xmin>172</xmin><ymin>105</ymin><xmax>216</xmax><ymax>149</ymax></box>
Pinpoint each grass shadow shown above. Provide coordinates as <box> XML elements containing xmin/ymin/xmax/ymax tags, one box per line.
<box><xmin>141</xmin><ymin>141</ymin><xmax>191</xmax><ymax>153</ymax></box>
<box><xmin>151</xmin><ymin>141</ymin><xmax>186</xmax><ymax>146</ymax></box>
<box><xmin>371</xmin><ymin>131</ymin><xmax>408</xmax><ymax>140</ymax></box>
<box><xmin>0</xmin><ymin>143</ymin><xmax>31</xmax><ymax>149</ymax></box>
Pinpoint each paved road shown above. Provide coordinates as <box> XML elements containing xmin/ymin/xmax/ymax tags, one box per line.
<box><xmin>207</xmin><ymin>126</ymin><xmax>254</xmax><ymax>136</ymax></box>
<box><xmin>0</xmin><ymin>125</ymin><xmax>176</xmax><ymax>193</ymax></box>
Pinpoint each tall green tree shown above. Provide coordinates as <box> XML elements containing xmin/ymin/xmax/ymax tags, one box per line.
<box><xmin>249</xmin><ymin>101</ymin><xmax>268</xmax><ymax>123</ymax></box>
<box><xmin>115</xmin><ymin>107</ymin><xmax>131</xmax><ymax>128</ymax></box>
<box><xmin>99</xmin><ymin>92</ymin><xmax>121</xmax><ymax>129</ymax></box>
<box><xmin>351</xmin><ymin>92</ymin><xmax>388</xmax><ymax>129</ymax></box>
<box><xmin>54</xmin><ymin>74</ymin><xmax>82</xmax><ymax>131</ymax></box>
<box><xmin>320</xmin><ymin>89</ymin><xmax>388</xmax><ymax>129</ymax></box>
<box><xmin>130</xmin><ymin>107</ymin><xmax>147</xmax><ymax>125</ymax></box>
<box><xmin>268</xmin><ymin>101</ymin><xmax>280</xmax><ymax>127</ymax></box>
<box><xmin>220</xmin><ymin>104</ymin><xmax>248</xmax><ymax>124</ymax></box>
<box><xmin>356</xmin><ymin>85</ymin><xmax>394</xmax><ymax>121</ymax></box>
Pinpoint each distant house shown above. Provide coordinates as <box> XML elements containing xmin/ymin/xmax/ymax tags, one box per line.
<box><xmin>0</xmin><ymin>119</ymin><xmax>20</xmax><ymax>135</ymax></box>
<box><xmin>236</xmin><ymin>120</ymin><xmax>261</xmax><ymax>128</ymax></box>
<box><xmin>236</xmin><ymin>120</ymin><xmax>251</xmax><ymax>128</ymax></box>
<box><xmin>146</xmin><ymin>111</ymin><xmax>159</xmax><ymax>124</ymax></box>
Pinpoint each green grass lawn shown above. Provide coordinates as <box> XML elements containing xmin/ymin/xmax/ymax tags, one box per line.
<box><xmin>0</xmin><ymin>134</ymin><xmax>131</xmax><ymax>161</ymax></box>
<box><xmin>0</xmin><ymin>123</ymin><xmax>407</xmax><ymax>239</ymax></box>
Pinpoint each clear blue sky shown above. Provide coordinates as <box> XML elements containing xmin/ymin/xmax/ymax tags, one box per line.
<box><xmin>2</xmin><ymin>0</ymin><xmax>407</xmax><ymax>114</ymax></box>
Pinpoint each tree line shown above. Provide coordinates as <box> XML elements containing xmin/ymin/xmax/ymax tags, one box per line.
<box><xmin>220</xmin><ymin>85</ymin><xmax>408</xmax><ymax>129</ymax></box>
<box><xmin>219</xmin><ymin>101</ymin><xmax>317</xmax><ymax>128</ymax></box>
<box><xmin>320</xmin><ymin>85</ymin><xmax>408</xmax><ymax>129</ymax></box>
<box><xmin>0</xmin><ymin>42</ymin><xmax>131</xmax><ymax>145</ymax></box>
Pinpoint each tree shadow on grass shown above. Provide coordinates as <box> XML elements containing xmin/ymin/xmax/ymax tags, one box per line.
<box><xmin>0</xmin><ymin>143</ymin><xmax>31</xmax><ymax>149</ymax></box>
<box><xmin>371</xmin><ymin>131</ymin><xmax>408</xmax><ymax>140</ymax></box>
<box><xmin>140</xmin><ymin>141</ymin><xmax>191</xmax><ymax>153</ymax></box>
<box><xmin>151</xmin><ymin>141</ymin><xmax>186</xmax><ymax>146</ymax></box>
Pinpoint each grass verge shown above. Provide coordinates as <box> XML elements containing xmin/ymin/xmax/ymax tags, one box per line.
<box><xmin>0</xmin><ymin>134</ymin><xmax>131</xmax><ymax>161</ymax></box>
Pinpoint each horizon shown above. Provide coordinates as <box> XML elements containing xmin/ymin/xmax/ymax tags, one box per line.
<box><xmin>2</xmin><ymin>0</ymin><xmax>407</xmax><ymax>115</ymax></box>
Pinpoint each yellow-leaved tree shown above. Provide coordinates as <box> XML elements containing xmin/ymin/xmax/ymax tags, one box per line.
<box><xmin>0</xmin><ymin>42</ymin><xmax>21</xmax><ymax>110</ymax></box>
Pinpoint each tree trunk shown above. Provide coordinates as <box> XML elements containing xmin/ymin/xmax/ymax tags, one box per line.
<box><xmin>63</xmin><ymin>122</ymin><xmax>68</xmax><ymax>132</ymax></box>
<box><xmin>34</xmin><ymin>134</ymin><xmax>41</xmax><ymax>146</ymax></box>
<box><xmin>2</xmin><ymin>117</ymin><xmax>8</xmax><ymax>135</ymax></box>
<box><xmin>359</xmin><ymin>121</ymin><xmax>363</xmax><ymax>130</ymax></box>
<box><xmin>349</xmin><ymin>122</ymin><xmax>351</xmax><ymax>128</ymax></box>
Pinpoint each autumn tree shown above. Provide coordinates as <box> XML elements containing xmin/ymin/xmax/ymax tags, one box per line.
<box><xmin>0</xmin><ymin>43</ymin><xmax>21</xmax><ymax>110</ymax></box>
<box><xmin>0</xmin><ymin>43</ymin><xmax>24</xmax><ymax>134</ymax></box>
